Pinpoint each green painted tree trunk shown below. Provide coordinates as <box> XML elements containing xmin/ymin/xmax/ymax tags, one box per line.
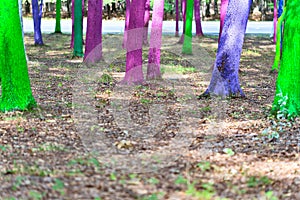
<box><xmin>73</xmin><ymin>0</ymin><xmax>84</xmax><ymax>57</ymax></box>
<box><xmin>272</xmin><ymin>1</ymin><xmax>300</xmax><ymax>118</ymax></box>
<box><xmin>55</xmin><ymin>0</ymin><xmax>62</xmax><ymax>33</ymax></box>
<box><xmin>182</xmin><ymin>0</ymin><xmax>193</xmax><ymax>54</ymax></box>
<box><xmin>0</xmin><ymin>2</ymin><xmax>36</xmax><ymax>111</ymax></box>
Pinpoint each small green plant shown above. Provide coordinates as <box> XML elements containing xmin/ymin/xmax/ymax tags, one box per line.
<box><xmin>99</xmin><ymin>73</ymin><xmax>113</xmax><ymax>84</ymax></box>
<box><xmin>12</xmin><ymin>176</ymin><xmax>25</xmax><ymax>191</ymax></box>
<box><xmin>197</xmin><ymin>161</ymin><xmax>211</xmax><ymax>172</ymax></box>
<box><xmin>147</xmin><ymin>177</ymin><xmax>159</xmax><ymax>185</ymax></box>
<box><xmin>175</xmin><ymin>175</ymin><xmax>188</xmax><ymax>185</ymax></box>
<box><xmin>28</xmin><ymin>190</ymin><xmax>44</xmax><ymax>200</ymax></box>
<box><xmin>186</xmin><ymin>182</ymin><xmax>215</xmax><ymax>200</ymax></box>
<box><xmin>223</xmin><ymin>148</ymin><xmax>235</xmax><ymax>156</ymax></box>
<box><xmin>264</xmin><ymin>191</ymin><xmax>278</xmax><ymax>200</ymax></box>
<box><xmin>0</xmin><ymin>145</ymin><xmax>7</xmax><ymax>151</ymax></box>
<box><xmin>140</xmin><ymin>98</ymin><xmax>152</xmax><ymax>104</ymax></box>
<box><xmin>247</xmin><ymin>176</ymin><xmax>272</xmax><ymax>188</ymax></box>
<box><xmin>52</xmin><ymin>178</ymin><xmax>65</xmax><ymax>195</ymax></box>
<box><xmin>110</xmin><ymin>172</ymin><xmax>117</xmax><ymax>181</ymax></box>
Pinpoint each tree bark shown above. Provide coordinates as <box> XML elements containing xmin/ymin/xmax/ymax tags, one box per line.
<box><xmin>273</xmin><ymin>0</ymin><xmax>277</xmax><ymax>44</ymax></box>
<box><xmin>84</xmin><ymin>0</ymin><xmax>103</xmax><ymax>63</ymax></box>
<box><xmin>147</xmin><ymin>0</ymin><xmax>164</xmax><ymax>79</ymax></box>
<box><xmin>55</xmin><ymin>0</ymin><xmax>62</xmax><ymax>33</ymax></box>
<box><xmin>272</xmin><ymin>0</ymin><xmax>300</xmax><ymax>118</ymax></box>
<box><xmin>203</xmin><ymin>0</ymin><xmax>252</xmax><ymax>97</ymax></box>
<box><xmin>70</xmin><ymin>0</ymin><xmax>75</xmax><ymax>48</ymax></box>
<box><xmin>32</xmin><ymin>0</ymin><xmax>44</xmax><ymax>45</ymax></box>
<box><xmin>122</xmin><ymin>0</ymin><xmax>130</xmax><ymax>49</ymax></box>
<box><xmin>194</xmin><ymin>0</ymin><xmax>204</xmax><ymax>37</ymax></box>
<box><xmin>73</xmin><ymin>0</ymin><xmax>84</xmax><ymax>57</ymax></box>
<box><xmin>182</xmin><ymin>0</ymin><xmax>193</xmax><ymax>54</ymax></box>
<box><xmin>178</xmin><ymin>0</ymin><xmax>187</xmax><ymax>44</ymax></box>
<box><xmin>122</xmin><ymin>0</ymin><xmax>146</xmax><ymax>85</ymax></box>
<box><xmin>175</xmin><ymin>0</ymin><xmax>179</xmax><ymax>36</ymax></box>
<box><xmin>0</xmin><ymin>1</ymin><xmax>36</xmax><ymax>111</ymax></box>
<box><xmin>143</xmin><ymin>0</ymin><xmax>151</xmax><ymax>45</ymax></box>
<box><xmin>218</xmin><ymin>0</ymin><xmax>228</xmax><ymax>44</ymax></box>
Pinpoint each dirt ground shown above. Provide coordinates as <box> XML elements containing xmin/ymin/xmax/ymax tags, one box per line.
<box><xmin>0</xmin><ymin>33</ymin><xmax>299</xmax><ymax>200</ymax></box>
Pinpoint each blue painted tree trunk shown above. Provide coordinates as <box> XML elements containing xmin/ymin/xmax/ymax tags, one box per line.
<box><xmin>203</xmin><ymin>0</ymin><xmax>252</xmax><ymax>97</ymax></box>
<box><xmin>32</xmin><ymin>0</ymin><xmax>44</xmax><ymax>45</ymax></box>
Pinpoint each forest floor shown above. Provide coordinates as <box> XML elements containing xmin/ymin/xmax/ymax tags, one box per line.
<box><xmin>0</xmin><ymin>34</ymin><xmax>299</xmax><ymax>200</ymax></box>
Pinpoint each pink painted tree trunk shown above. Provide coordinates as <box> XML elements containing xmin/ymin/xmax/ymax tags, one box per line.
<box><xmin>273</xmin><ymin>0</ymin><xmax>277</xmax><ymax>43</ymax></box>
<box><xmin>70</xmin><ymin>0</ymin><xmax>74</xmax><ymax>48</ymax></box>
<box><xmin>179</xmin><ymin>0</ymin><xmax>187</xmax><ymax>44</ymax></box>
<box><xmin>122</xmin><ymin>0</ymin><xmax>131</xmax><ymax>49</ymax></box>
<box><xmin>143</xmin><ymin>0</ymin><xmax>151</xmax><ymax>45</ymax></box>
<box><xmin>147</xmin><ymin>0</ymin><xmax>165</xmax><ymax>79</ymax></box>
<box><xmin>218</xmin><ymin>0</ymin><xmax>228</xmax><ymax>43</ymax></box>
<box><xmin>194</xmin><ymin>0</ymin><xmax>204</xmax><ymax>37</ymax></box>
<box><xmin>70</xmin><ymin>0</ymin><xmax>84</xmax><ymax>48</ymax></box>
<box><xmin>175</xmin><ymin>0</ymin><xmax>179</xmax><ymax>36</ymax></box>
<box><xmin>84</xmin><ymin>0</ymin><xmax>102</xmax><ymax>63</ymax></box>
<box><xmin>122</xmin><ymin>0</ymin><xmax>146</xmax><ymax>85</ymax></box>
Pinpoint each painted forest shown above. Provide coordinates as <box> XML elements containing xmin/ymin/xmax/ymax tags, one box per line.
<box><xmin>0</xmin><ymin>0</ymin><xmax>300</xmax><ymax>199</ymax></box>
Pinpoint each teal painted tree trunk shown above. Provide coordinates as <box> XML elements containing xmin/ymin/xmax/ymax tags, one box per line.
<box><xmin>73</xmin><ymin>0</ymin><xmax>84</xmax><ymax>57</ymax></box>
<box><xmin>182</xmin><ymin>0</ymin><xmax>193</xmax><ymax>54</ymax></box>
<box><xmin>0</xmin><ymin>2</ymin><xmax>36</xmax><ymax>111</ymax></box>
<box><xmin>55</xmin><ymin>0</ymin><xmax>62</xmax><ymax>33</ymax></box>
<box><xmin>272</xmin><ymin>0</ymin><xmax>300</xmax><ymax>118</ymax></box>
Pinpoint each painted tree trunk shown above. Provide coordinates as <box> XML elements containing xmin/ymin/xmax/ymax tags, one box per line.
<box><xmin>147</xmin><ymin>0</ymin><xmax>164</xmax><ymax>79</ymax></box>
<box><xmin>203</xmin><ymin>0</ymin><xmax>252</xmax><ymax>97</ymax></box>
<box><xmin>272</xmin><ymin>8</ymin><xmax>285</xmax><ymax>71</ymax></box>
<box><xmin>0</xmin><ymin>1</ymin><xmax>36</xmax><ymax>111</ymax></box>
<box><xmin>32</xmin><ymin>0</ymin><xmax>44</xmax><ymax>45</ymax></box>
<box><xmin>122</xmin><ymin>0</ymin><xmax>131</xmax><ymax>49</ymax></box>
<box><xmin>84</xmin><ymin>0</ymin><xmax>103</xmax><ymax>63</ymax></box>
<box><xmin>175</xmin><ymin>0</ymin><xmax>179</xmax><ymax>36</ymax></box>
<box><xmin>194</xmin><ymin>0</ymin><xmax>204</xmax><ymax>37</ymax></box>
<box><xmin>273</xmin><ymin>0</ymin><xmax>277</xmax><ymax>44</ymax></box>
<box><xmin>70</xmin><ymin>0</ymin><xmax>75</xmax><ymax>48</ymax></box>
<box><xmin>143</xmin><ymin>0</ymin><xmax>151</xmax><ymax>45</ymax></box>
<box><xmin>122</xmin><ymin>0</ymin><xmax>146</xmax><ymax>85</ymax></box>
<box><xmin>178</xmin><ymin>0</ymin><xmax>187</xmax><ymax>44</ymax></box>
<box><xmin>73</xmin><ymin>0</ymin><xmax>84</xmax><ymax>57</ymax></box>
<box><xmin>182</xmin><ymin>0</ymin><xmax>193</xmax><ymax>54</ymax></box>
<box><xmin>55</xmin><ymin>0</ymin><xmax>62</xmax><ymax>33</ymax></box>
<box><xmin>218</xmin><ymin>0</ymin><xmax>228</xmax><ymax>43</ymax></box>
<box><xmin>272</xmin><ymin>0</ymin><xmax>300</xmax><ymax>118</ymax></box>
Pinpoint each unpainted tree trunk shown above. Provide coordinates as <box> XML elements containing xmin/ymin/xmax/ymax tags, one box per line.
<box><xmin>273</xmin><ymin>0</ymin><xmax>277</xmax><ymax>44</ymax></box>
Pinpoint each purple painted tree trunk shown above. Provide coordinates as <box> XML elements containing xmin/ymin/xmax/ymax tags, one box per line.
<box><xmin>194</xmin><ymin>0</ymin><xmax>204</xmax><ymax>37</ymax></box>
<box><xmin>203</xmin><ymin>0</ymin><xmax>252</xmax><ymax>97</ymax></box>
<box><xmin>273</xmin><ymin>0</ymin><xmax>277</xmax><ymax>44</ymax></box>
<box><xmin>122</xmin><ymin>0</ymin><xmax>131</xmax><ymax>49</ymax></box>
<box><xmin>147</xmin><ymin>0</ymin><xmax>164</xmax><ymax>79</ymax></box>
<box><xmin>179</xmin><ymin>0</ymin><xmax>187</xmax><ymax>44</ymax></box>
<box><xmin>122</xmin><ymin>0</ymin><xmax>146</xmax><ymax>85</ymax></box>
<box><xmin>175</xmin><ymin>0</ymin><xmax>179</xmax><ymax>36</ymax></box>
<box><xmin>143</xmin><ymin>0</ymin><xmax>151</xmax><ymax>45</ymax></box>
<box><xmin>218</xmin><ymin>0</ymin><xmax>228</xmax><ymax>44</ymax></box>
<box><xmin>32</xmin><ymin>0</ymin><xmax>44</xmax><ymax>45</ymax></box>
<box><xmin>84</xmin><ymin>0</ymin><xmax>103</xmax><ymax>63</ymax></box>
